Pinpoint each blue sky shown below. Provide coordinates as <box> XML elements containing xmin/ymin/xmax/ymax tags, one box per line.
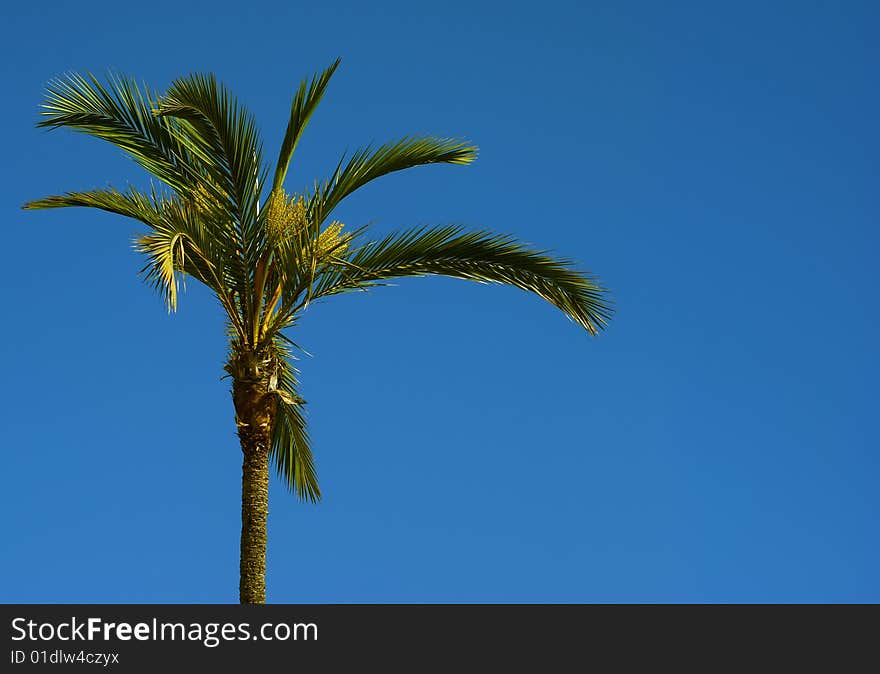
<box><xmin>1</xmin><ymin>1</ymin><xmax>877</xmax><ymax>602</ymax></box>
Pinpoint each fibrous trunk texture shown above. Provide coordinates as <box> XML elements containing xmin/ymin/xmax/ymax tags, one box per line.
<box><xmin>233</xmin><ymin>360</ymin><xmax>277</xmax><ymax>604</ymax></box>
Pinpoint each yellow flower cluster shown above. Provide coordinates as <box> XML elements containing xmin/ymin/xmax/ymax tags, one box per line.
<box><xmin>265</xmin><ymin>189</ymin><xmax>349</xmax><ymax>258</ymax></box>
<box><xmin>265</xmin><ymin>189</ymin><xmax>308</xmax><ymax>244</ymax></box>
<box><xmin>317</xmin><ymin>220</ymin><xmax>348</xmax><ymax>258</ymax></box>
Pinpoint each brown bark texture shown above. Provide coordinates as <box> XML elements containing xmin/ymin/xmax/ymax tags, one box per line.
<box><xmin>232</xmin><ymin>358</ymin><xmax>277</xmax><ymax>604</ymax></box>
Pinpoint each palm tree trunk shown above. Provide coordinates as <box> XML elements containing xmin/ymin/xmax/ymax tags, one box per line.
<box><xmin>233</xmin><ymin>374</ymin><xmax>277</xmax><ymax>604</ymax></box>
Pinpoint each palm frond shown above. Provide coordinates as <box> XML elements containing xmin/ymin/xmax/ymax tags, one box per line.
<box><xmin>156</xmin><ymin>73</ymin><xmax>268</xmax><ymax>338</ymax></box>
<box><xmin>313</xmin><ymin>136</ymin><xmax>477</xmax><ymax>224</ymax></box>
<box><xmin>22</xmin><ymin>186</ymin><xmax>190</xmax><ymax>311</ymax></box>
<box><xmin>23</xmin><ymin>186</ymin><xmax>166</xmax><ymax>224</ymax></box>
<box><xmin>314</xmin><ymin>226</ymin><xmax>613</xmax><ymax>334</ymax></box>
<box><xmin>36</xmin><ymin>72</ymin><xmax>203</xmax><ymax>195</ymax></box>
<box><xmin>272</xmin><ymin>59</ymin><xmax>341</xmax><ymax>192</ymax></box>
<box><xmin>156</xmin><ymin>73</ymin><xmax>266</xmax><ymax>236</ymax></box>
<box><xmin>136</xmin><ymin>228</ymin><xmax>188</xmax><ymax>312</ymax></box>
<box><xmin>23</xmin><ymin>186</ymin><xmax>241</xmax><ymax>321</ymax></box>
<box><xmin>268</xmin><ymin>339</ymin><xmax>320</xmax><ymax>502</ymax></box>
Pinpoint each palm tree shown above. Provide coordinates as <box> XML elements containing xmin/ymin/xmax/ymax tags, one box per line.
<box><xmin>24</xmin><ymin>60</ymin><xmax>612</xmax><ymax>603</ymax></box>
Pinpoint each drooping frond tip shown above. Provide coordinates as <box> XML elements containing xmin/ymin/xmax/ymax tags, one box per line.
<box><xmin>312</xmin><ymin>225</ymin><xmax>612</xmax><ymax>336</ymax></box>
<box><xmin>266</xmin><ymin>339</ymin><xmax>320</xmax><ymax>502</ymax></box>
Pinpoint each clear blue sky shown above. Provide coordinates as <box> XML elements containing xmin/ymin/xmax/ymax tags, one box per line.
<box><xmin>2</xmin><ymin>0</ymin><xmax>877</xmax><ymax>603</ymax></box>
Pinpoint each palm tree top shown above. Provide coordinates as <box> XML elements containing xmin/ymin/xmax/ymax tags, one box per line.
<box><xmin>24</xmin><ymin>60</ymin><xmax>612</xmax><ymax>503</ymax></box>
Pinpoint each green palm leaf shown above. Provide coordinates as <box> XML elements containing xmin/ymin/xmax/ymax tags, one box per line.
<box><xmin>315</xmin><ymin>226</ymin><xmax>612</xmax><ymax>335</ymax></box>
<box><xmin>314</xmin><ymin>136</ymin><xmax>477</xmax><ymax>224</ymax></box>
<box><xmin>36</xmin><ymin>72</ymin><xmax>204</xmax><ymax>196</ymax></box>
<box><xmin>24</xmin><ymin>186</ymin><xmax>236</xmax><ymax>317</ymax></box>
<box><xmin>156</xmin><ymin>73</ymin><xmax>269</xmax><ymax>338</ymax></box>
<box><xmin>272</xmin><ymin>59</ymin><xmax>341</xmax><ymax>192</ymax></box>
<box><xmin>156</xmin><ymin>73</ymin><xmax>266</xmax><ymax>235</ymax></box>
<box><xmin>23</xmin><ymin>186</ymin><xmax>167</xmax><ymax>224</ymax></box>
<box><xmin>268</xmin><ymin>339</ymin><xmax>320</xmax><ymax>502</ymax></box>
